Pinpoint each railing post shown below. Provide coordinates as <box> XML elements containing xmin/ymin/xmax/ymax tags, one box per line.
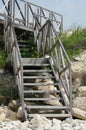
<box><xmin>24</xmin><ymin>2</ymin><xmax>27</xmax><ymax>26</ymax></box>
<box><xmin>8</xmin><ymin>0</ymin><xmax>11</xmax><ymax>16</ymax></box>
<box><xmin>13</xmin><ymin>0</ymin><xmax>15</xmax><ymax>24</ymax></box>
<box><xmin>60</xmin><ymin>16</ymin><xmax>63</xmax><ymax>35</ymax></box>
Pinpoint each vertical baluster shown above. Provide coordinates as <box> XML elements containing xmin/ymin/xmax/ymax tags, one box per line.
<box><xmin>39</xmin><ymin>7</ymin><xmax>41</xmax><ymax>26</ymax></box>
<box><xmin>27</xmin><ymin>3</ymin><xmax>29</xmax><ymax>27</ymax></box>
<box><xmin>13</xmin><ymin>0</ymin><xmax>15</xmax><ymax>24</ymax></box>
<box><xmin>24</xmin><ymin>2</ymin><xmax>26</xmax><ymax>26</ymax></box>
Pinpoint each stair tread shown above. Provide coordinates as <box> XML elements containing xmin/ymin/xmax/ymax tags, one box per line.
<box><xmin>24</xmin><ymin>90</ymin><xmax>60</xmax><ymax>93</ymax></box>
<box><xmin>23</xmin><ymin>82</ymin><xmax>58</xmax><ymax>86</ymax></box>
<box><xmin>24</xmin><ymin>97</ymin><xmax>61</xmax><ymax>101</ymax></box>
<box><xmin>23</xmin><ymin>64</ymin><xmax>50</xmax><ymax>67</ymax></box>
<box><xmin>26</xmin><ymin>105</ymin><xmax>69</xmax><ymax>109</ymax></box>
<box><xmin>27</xmin><ymin>114</ymin><xmax>71</xmax><ymax>118</ymax></box>
<box><xmin>22</xmin><ymin>58</ymin><xmax>49</xmax><ymax>65</ymax></box>
<box><xmin>23</xmin><ymin>69</ymin><xmax>52</xmax><ymax>73</ymax></box>
<box><xmin>23</xmin><ymin>76</ymin><xmax>55</xmax><ymax>79</ymax></box>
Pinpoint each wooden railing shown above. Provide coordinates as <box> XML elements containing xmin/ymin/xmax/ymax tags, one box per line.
<box><xmin>37</xmin><ymin>19</ymin><xmax>72</xmax><ymax>110</ymax></box>
<box><xmin>0</xmin><ymin>0</ymin><xmax>63</xmax><ymax>33</ymax></box>
<box><xmin>4</xmin><ymin>17</ymin><xmax>25</xmax><ymax>119</ymax></box>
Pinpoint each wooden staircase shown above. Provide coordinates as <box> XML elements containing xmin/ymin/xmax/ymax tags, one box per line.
<box><xmin>21</xmin><ymin>57</ymin><xmax>71</xmax><ymax>119</ymax></box>
<box><xmin>0</xmin><ymin>0</ymin><xmax>72</xmax><ymax>120</ymax></box>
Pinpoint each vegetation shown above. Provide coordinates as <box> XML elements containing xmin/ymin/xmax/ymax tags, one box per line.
<box><xmin>0</xmin><ymin>49</ymin><xmax>7</xmax><ymax>68</ymax></box>
<box><xmin>0</xmin><ymin>85</ymin><xmax>19</xmax><ymax>105</ymax></box>
<box><xmin>61</xmin><ymin>26</ymin><xmax>86</xmax><ymax>60</ymax></box>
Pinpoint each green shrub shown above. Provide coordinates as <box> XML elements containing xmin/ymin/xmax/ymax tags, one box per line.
<box><xmin>0</xmin><ymin>50</ymin><xmax>7</xmax><ymax>68</ymax></box>
<box><xmin>0</xmin><ymin>86</ymin><xmax>19</xmax><ymax>105</ymax></box>
<box><xmin>61</xmin><ymin>26</ymin><xmax>86</xmax><ymax>60</ymax></box>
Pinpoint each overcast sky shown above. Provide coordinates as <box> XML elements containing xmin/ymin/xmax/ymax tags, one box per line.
<box><xmin>26</xmin><ymin>0</ymin><xmax>86</xmax><ymax>30</ymax></box>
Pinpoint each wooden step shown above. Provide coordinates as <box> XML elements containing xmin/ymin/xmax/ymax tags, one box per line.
<box><xmin>24</xmin><ymin>90</ymin><xmax>60</xmax><ymax>93</ymax></box>
<box><xmin>24</xmin><ymin>97</ymin><xmax>61</xmax><ymax>101</ymax></box>
<box><xmin>23</xmin><ymin>69</ymin><xmax>52</xmax><ymax>73</ymax></box>
<box><xmin>22</xmin><ymin>58</ymin><xmax>49</xmax><ymax>64</ymax></box>
<box><xmin>23</xmin><ymin>64</ymin><xmax>50</xmax><ymax>67</ymax></box>
<box><xmin>23</xmin><ymin>76</ymin><xmax>55</xmax><ymax>79</ymax></box>
<box><xmin>27</xmin><ymin>114</ymin><xmax>71</xmax><ymax>118</ymax></box>
<box><xmin>26</xmin><ymin>105</ymin><xmax>70</xmax><ymax>109</ymax></box>
<box><xmin>23</xmin><ymin>82</ymin><xmax>58</xmax><ymax>86</ymax></box>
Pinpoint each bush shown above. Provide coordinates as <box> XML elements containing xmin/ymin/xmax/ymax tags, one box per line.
<box><xmin>61</xmin><ymin>26</ymin><xmax>86</xmax><ymax>60</ymax></box>
<box><xmin>0</xmin><ymin>86</ymin><xmax>19</xmax><ymax>105</ymax></box>
<box><xmin>0</xmin><ymin>50</ymin><xmax>7</xmax><ymax>68</ymax></box>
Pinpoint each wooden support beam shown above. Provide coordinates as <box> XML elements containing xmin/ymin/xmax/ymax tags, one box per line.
<box><xmin>15</xmin><ymin>66</ymin><xmax>21</xmax><ymax>76</ymax></box>
<box><xmin>8</xmin><ymin>41</ymin><xmax>16</xmax><ymax>53</ymax></box>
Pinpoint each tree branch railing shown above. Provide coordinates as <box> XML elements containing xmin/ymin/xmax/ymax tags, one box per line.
<box><xmin>37</xmin><ymin>19</ymin><xmax>72</xmax><ymax>110</ymax></box>
<box><xmin>4</xmin><ymin>16</ymin><xmax>25</xmax><ymax>119</ymax></box>
<box><xmin>0</xmin><ymin>0</ymin><xmax>63</xmax><ymax>33</ymax></box>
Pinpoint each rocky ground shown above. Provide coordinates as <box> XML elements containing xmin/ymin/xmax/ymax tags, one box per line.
<box><xmin>0</xmin><ymin>113</ymin><xmax>86</xmax><ymax>130</ymax></box>
<box><xmin>0</xmin><ymin>51</ymin><xmax>86</xmax><ymax>129</ymax></box>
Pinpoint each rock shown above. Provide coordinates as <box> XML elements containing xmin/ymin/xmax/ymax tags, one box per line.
<box><xmin>46</xmin><ymin>126</ymin><xmax>61</xmax><ymax>130</ymax></box>
<box><xmin>6</xmin><ymin>109</ymin><xmax>17</xmax><ymax>120</ymax></box>
<box><xmin>72</xmin><ymin>71</ymin><xmax>82</xmax><ymax>87</ymax></box>
<box><xmin>8</xmin><ymin>100</ymin><xmax>20</xmax><ymax>111</ymax></box>
<box><xmin>51</xmin><ymin>118</ymin><xmax>61</xmax><ymax>130</ymax></box>
<box><xmin>72</xmin><ymin>51</ymin><xmax>86</xmax><ymax>87</ymax></box>
<box><xmin>21</xmin><ymin>121</ymin><xmax>29</xmax><ymax>130</ymax></box>
<box><xmin>0</xmin><ymin>113</ymin><xmax>6</xmax><ymax>121</ymax></box>
<box><xmin>31</xmin><ymin>114</ymin><xmax>51</xmax><ymax>129</ymax></box>
<box><xmin>72</xmin><ymin>107</ymin><xmax>86</xmax><ymax>120</ymax></box>
<box><xmin>73</xmin><ymin>97</ymin><xmax>86</xmax><ymax>111</ymax></box>
<box><xmin>0</xmin><ymin>106</ymin><xmax>8</xmax><ymax>114</ymax></box>
<box><xmin>16</xmin><ymin>106</ymin><xmax>23</xmax><ymax>120</ymax></box>
<box><xmin>61</xmin><ymin>122</ymin><xmax>73</xmax><ymax>130</ymax></box>
<box><xmin>0</xmin><ymin>68</ymin><xmax>4</xmax><ymax>74</ymax></box>
<box><xmin>0</xmin><ymin>96</ymin><xmax>8</xmax><ymax>105</ymax></box>
<box><xmin>41</xmin><ymin>93</ymin><xmax>62</xmax><ymax>106</ymax></box>
<box><xmin>77</xmin><ymin>86</ymin><xmax>86</xmax><ymax>97</ymax></box>
<box><xmin>36</xmin><ymin>79</ymin><xmax>57</xmax><ymax>92</ymax></box>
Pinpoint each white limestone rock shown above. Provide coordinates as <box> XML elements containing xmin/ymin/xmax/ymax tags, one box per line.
<box><xmin>21</xmin><ymin>121</ymin><xmax>29</xmax><ymax>130</ymax></box>
<box><xmin>16</xmin><ymin>106</ymin><xmax>23</xmax><ymax>120</ymax></box>
<box><xmin>0</xmin><ymin>113</ymin><xmax>6</xmax><ymax>121</ymax></box>
<box><xmin>72</xmin><ymin>107</ymin><xmax>86</xmax><ymax>120</ymax></box>
<box><xmin>31</xmin><ymin>114</ymin><xmax>51</xmax><ymax>129</ymax></box>
<box><xmin>73</xmin><ymin>97</ymin><xmax>86</xmax><ymax>111</ymax></box>
<box><xmin>77</xmin><ymin>86</ymin><xmax>86</xmax><ymax>97</ymax></box>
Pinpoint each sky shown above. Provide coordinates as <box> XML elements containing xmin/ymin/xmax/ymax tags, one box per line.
<box><xmin>0</xmin><ymin>0</ymin><xmax>86</xmax><ymax>30</ymax></box>
<box><xmin>25</xmin><ymin>0</ymin><xmax>86</xmax><ymax>30</ymax></box>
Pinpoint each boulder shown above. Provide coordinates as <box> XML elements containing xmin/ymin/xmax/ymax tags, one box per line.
<box><xmin>72</xmin><ymin>71</ymin><xmax>82</xmax><ymax>87</ymax></box>
<box><xmin>73</xmin><ymin>97</ymin><xmax>86</xmax><ymax>111</ymax></box>
<box><xmin>0</xmin><ymin>68</ymin><xmax>4</xmax><ymax>74</ymax></box>
<box><xmin>36</xmin><ymin>79</ymin><xmax>57</xmax><ymax>92</ymax></box>
<box><xmin>8</xmin><ymin>100</ymin><xmax>20</xmax><ymax>111</ymax></box>
<box><xmin>6</xmin><ymin>110</ymin><xmax>17</xmax><ymax>120</ymax></box>
<box><xmin>16</xmin><ymin>106</ymin><xmax>23</xmax><ymax>120</ymax></box>
<box><xmin>0</xmin><ymin>113</ymin><xmax>6</xmax><ymax>121</ymax></box>
<box><xmin>40</xmin><ymin>92</ymin><xmax>62</xmax><ymax>106</ymax></box>
<box><xmin>77</xmin><ymin>86</ymin><xmax>86</xmax><ymax>97</ymax></box>
<box><xmin>0</xmin><ymin>106</ymin><xmax>8</xmax><ymax>115</ymax></box>
<box><xmin>21</xmin><ymin>121</ymin><xmax>29</xmax><ymax>130</ymax></box>
<box><xmin>31</xmin><ymin>114</ymin><xmax>51</xmax><ymax>129</ymax></box>
<box><xmin>72</xmin><ymin>107</ymin><xmax>86</xmax><ymax>120</ymax></box>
